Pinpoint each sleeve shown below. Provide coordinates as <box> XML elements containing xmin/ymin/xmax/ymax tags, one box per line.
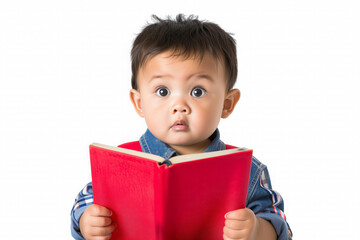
<box><xmin>70</xmin><ymin>182</ymin><xmax>94</xmax><ymax>240</ymax></box>
<box><xmin>246</xmin><ymin>157</ymin><xmax>293</xmax><ymax>240</ymax></box>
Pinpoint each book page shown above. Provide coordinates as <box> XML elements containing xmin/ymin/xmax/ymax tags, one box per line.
<box><xmin>91</xmin><ymin>143</ymin><xmax>165</xmax><ymax>163</ymax></box>
<box><xmin>169</xmin><ymin>148</ymin><xmax>248</xmax><ymax>164</ymax></box>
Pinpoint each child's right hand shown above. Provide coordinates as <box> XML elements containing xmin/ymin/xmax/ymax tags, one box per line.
<box><xmin>79</xmin><ymin>204</ymin><xmax>116</xmax><ymax>240</ymax></box>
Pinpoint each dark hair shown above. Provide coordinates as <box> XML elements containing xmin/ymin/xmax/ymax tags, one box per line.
<box><xmin>131</xmin><ymin>14</ymin><xmax>237</xmax><ymax>91</ymax></box>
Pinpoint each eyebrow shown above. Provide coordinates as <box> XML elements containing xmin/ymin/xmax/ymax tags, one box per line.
<box><xmin>150</xmin><ymin>74</ymin><xmax>172</xmax><ymax>80</ymax></box>
<box><xmin>192</xmin><ymin>74</ymin><xmax>214</xmax><ymax>82</ymax></box>
<box><xmin>149</xmin><ymin>73</ymin><xmax>214</xmax><ymax>82</ymax></box>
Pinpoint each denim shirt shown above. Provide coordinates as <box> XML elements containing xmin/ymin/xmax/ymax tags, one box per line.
<box><xmin>71</xmin><ymin>129</ymin><xmax>292</xmax><ymax>239</ymax></box>
<box><xmin>139</xmin><ymin>128</ymin><xmax>226</xmax><ymax>160</ymax></box>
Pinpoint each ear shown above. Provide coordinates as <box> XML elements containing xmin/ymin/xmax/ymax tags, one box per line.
<box><xmin>129</xmin><ymin>89</ymin><xmax>144</xmax><ymax>118</ymax></box>
<box><xmin>221</xmin><ymin>89</ymin><xmax>241</xmax><ymax>118</ymax></box>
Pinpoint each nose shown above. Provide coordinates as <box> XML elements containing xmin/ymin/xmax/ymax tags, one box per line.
<box><xmin>172</xmin><ymin>103</ymin><xmax>190</xmax><ymax>114</ymax></box>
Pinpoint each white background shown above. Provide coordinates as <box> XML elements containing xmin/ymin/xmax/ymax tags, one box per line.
<box><xmin>1</xmin><ymin>0</ymin><xmax>359</xmax><ymax>239</ymax></box>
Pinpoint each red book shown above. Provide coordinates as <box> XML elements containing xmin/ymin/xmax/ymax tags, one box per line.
<box><xmin>90</xmin><ymin>141</ymin><xmax>252</xmax><ymax>240</ymax></box>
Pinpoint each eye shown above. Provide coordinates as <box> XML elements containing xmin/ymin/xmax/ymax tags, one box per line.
<box><xmin>191</xmin><ymin>87</ymin><xmax>206</xmax><ymax>98</ymax></box>
<box><xmin>156</xmin><ymin>87</ymin><xmax>170</xmax><ymax>97</ymax></box>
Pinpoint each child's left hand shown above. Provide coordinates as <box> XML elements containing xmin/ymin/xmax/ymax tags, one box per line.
<box><xmin>223</xmin><ymin>208</ymin><xmax>258</xmax><ymax>240</ymax></box>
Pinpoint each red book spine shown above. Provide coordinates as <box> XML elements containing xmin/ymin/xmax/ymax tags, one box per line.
<box><xmin>154</xmin><ymin>164</ymin><xmax>168</xmax><ymax>240</ymax></box>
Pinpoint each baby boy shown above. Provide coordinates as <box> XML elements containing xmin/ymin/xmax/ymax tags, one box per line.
<box><xmin>71</xmin><ymin>14</ymin><xmax>292</xmax><ymax>240</ymax></box>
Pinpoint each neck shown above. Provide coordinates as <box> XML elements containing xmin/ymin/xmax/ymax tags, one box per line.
<box><xmin>168</xmin><ymin>139</ymin><xmax>211</xmax><ymax>155</ymax></box>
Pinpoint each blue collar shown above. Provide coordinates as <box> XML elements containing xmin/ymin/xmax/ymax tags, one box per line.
<box><xmin>139</xmin><ymin>128</ymin><xmax>225</xmax><ymax>160</ymax></box>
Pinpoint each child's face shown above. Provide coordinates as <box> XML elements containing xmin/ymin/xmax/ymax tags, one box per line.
<box><xmin>130</xmin><ymin>51</ymin><xmax>240</xmax><ymax>154</ymax></box>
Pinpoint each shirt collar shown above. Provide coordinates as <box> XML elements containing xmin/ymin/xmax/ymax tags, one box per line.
<box><xmin>139</xmin><ymin>128</ymin><xmax>225</xmax><ymax>160</ymax></box>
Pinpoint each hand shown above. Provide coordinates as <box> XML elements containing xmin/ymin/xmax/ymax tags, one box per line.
<box><xmin>79</xmin><ymin>204</ymin><xmax>116</xmax><ymax>240</ymax></box>
<box><xmin>223</xmin><ymin>208</ymin><xmax>258</xmax><ymax>240</ymax></box>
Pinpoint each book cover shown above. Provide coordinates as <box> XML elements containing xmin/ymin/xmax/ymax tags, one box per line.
<box><xmin>90</xmin><ymin>142</ymin><xmax>252</xmax><ymax>240</ymax></box>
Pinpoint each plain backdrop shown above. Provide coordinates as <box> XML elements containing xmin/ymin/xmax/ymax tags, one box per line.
<box><xmin>1</xmin><ymin>0</ymin><xmax>359</xmax><ymax>239</ymax></box>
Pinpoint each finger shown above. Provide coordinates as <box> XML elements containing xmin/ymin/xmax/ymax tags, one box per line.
<box><xmin>89</xmin><ymin>204</ymin><xmax>113</xmax><ymax>217</ymax></box>
<box><xmin>223</xmin><ymin>226</ymin><xmax>245</xmax><ymax>239</ymax></box>
<box><xmin>89</xmin><ymin>234</ymin><xmax>112</xmax><ymax>240</ymax></box>
<box><xmin>225</xmin><ymin>219</ymin><xmax>247</xmax><ymax>230</ymax></box>
<box><xmin>89</xmin><ymin>216</ymin><xmax>113</xmax><ymax>227</ymax></box>
<box><xmin>225</xmin><ymin>208</ymin><xmax>253</xmax><ymax>220</ymax></box>
<box><xmin>89</xmin><ymin>235</ymin><xmax>112</xmax><ymax>240</ymax></box>
<box><xmin>223</xmin><ymin>233</ymin><xmax>237</xmax><ymax>240</ymax></box>
<box><xmin>90</xmin><ymin>223</ymin><xmax>117</xmax><ymax>237</ymax></box>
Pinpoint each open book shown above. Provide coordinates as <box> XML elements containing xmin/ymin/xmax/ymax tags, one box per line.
<box><xmin>90</xmin><ymin>142</ymin><xmax>252</xmax><ymax>240</ymax></box>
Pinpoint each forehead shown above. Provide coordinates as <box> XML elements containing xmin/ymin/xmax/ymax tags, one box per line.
<box><xmin>139</xmin><ymin>51</ymin><xmax>226</xmax><ymax>76</ymax></box>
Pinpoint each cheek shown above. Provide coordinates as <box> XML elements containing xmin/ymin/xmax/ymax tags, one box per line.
<box><xmin>192</xmin><ymin>101</ymin><xmax>223</xmax><ymax>127</ymax></box>
<box><xmin>142</xmin><ymin>102</ymin><xmax>168</xmax><ymax>126</ymax></box>
<box><xmin>141</xmin><ymin>95</ymin><xmax>161</xmax><ymax>114</ymax></box>
<box><xmin>206</xmin><ymin>97</ymin><xmax>224</xmax><ymax>116</ymax></box>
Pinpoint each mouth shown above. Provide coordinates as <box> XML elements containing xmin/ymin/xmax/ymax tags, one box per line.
<box><xmin>170</xmin><ymin>120</ymin><xmax>189</xmax><ymax>131</ymax></box>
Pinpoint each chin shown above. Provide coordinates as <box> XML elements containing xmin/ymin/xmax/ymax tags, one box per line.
<box><xmin>167</xmin><ymin>140</ymin><xmax>190</xmax><ymax>146</ymax></box>
<box><xmin>170</xmin><ymin>138</ymin><xmax>205</xmax><ymax>147</ymax></box>
<box><xmin>166</xmin><ymin>137</ymin><xmax>194</xmax><ymax>146</ymax></box>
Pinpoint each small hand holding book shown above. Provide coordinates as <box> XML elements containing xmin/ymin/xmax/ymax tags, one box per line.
<box><xmin>90</xmin><ymin>142</ymin><xmax>252</xmax><ymax>240</ymax></box>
